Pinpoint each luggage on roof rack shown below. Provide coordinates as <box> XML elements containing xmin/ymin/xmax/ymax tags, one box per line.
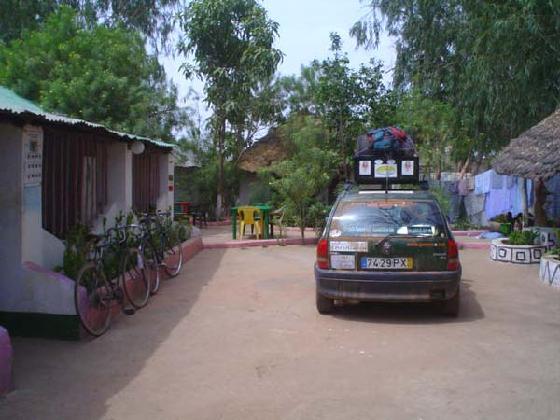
<box><xmin>355</xmin><ymin>126</ymin><xmax>416</xmax><ymax>159</ymax></box>
<box><xmin>354</xmin><ymin>127</ymin><xmax>419</xmax><ymax>186</ymax></box>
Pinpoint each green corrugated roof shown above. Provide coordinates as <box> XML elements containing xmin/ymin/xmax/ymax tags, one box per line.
<box><xmin>0</xmin><ymin>86</ymin><xmax>173</xmax><ymax>150</ymax></box>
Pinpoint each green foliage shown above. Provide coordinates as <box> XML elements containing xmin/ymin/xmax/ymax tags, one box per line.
<box><xmin>263</xmin><ymin>116</ymin><xmax>339</xmax><ymax>239</ymax></box>
<box><xmin>61</xmin><ymin>210</ymin><xmax>190</xmax><ymax>281</ymax></box>
<box><xmin>508</xmin><ymin>231</ymin><xmax>538</xmax><ymax>246</ymax></box>
<box><xmin>429</xmin><ymin>185</ymin><xmax>452</xmax><ymax>219</ymax></box>
<box><xmin>277</xmin><ymin>34</ymin><xmax>395</xmax><ymax>181</ymax></box>
<box><xmin>545</xmin><ymin>229</ymin><xmax>560</xmax><ymax>258</ymax></box>
<box><xmin>61</xmin><ymin>224</ymin><xmax>91</xmax><ymax>281</ymax></box>
<box><xmin>308</xmin><ymin>202</ymin><xmax>332</xmax><ymax>237</ymax></box>
<box><xmin>395</xmin><ymin>90</ymin><xmax>471</xmax><ymax>169</ymax></box>
<box><xmin>175</xmin><ymin>218</ymin><xmax>192</xmax><ymax>243</ymax></box>
<box><xmin>0</xmin><ymin>7</ymin><xmax>186</xmax><ymax>141</ymax></box>
<box><xmin>353</xmin><ymin>0</ymin><xmax>560</xmax><ymax>156</ymax></box>
<box><xmin>248</xmin><ymin>182</ymin><xmax>273</xmax><ymax>205</ymax></box>
<box><xmin>277</xmin><ymin>63</ymin><xmax>321</xmax><ymax>115</ymax></box>
<box><xmin>176</xmin><ymin>139</ymin><xmax>241</xmax><ymax>218</ymax></box>
<box><xmin>0</xmin><ymin>0</ymin><xmax>180</xmax><ymax>50</ymax></box>
<box><xmin>454</xmin><ymin>217</ymin><xmax>476</xmax><ymax>231</ymax></box>
<box><xmin>547</xmin><ymin>246</ymin><xmax>560</xmax><ymax>259</ymax></box>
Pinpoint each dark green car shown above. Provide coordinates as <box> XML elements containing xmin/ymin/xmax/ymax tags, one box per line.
<box><xmin>314</xmin><ymin>188</ymin><xmax>461</xmax><ymax>316</ymax></box>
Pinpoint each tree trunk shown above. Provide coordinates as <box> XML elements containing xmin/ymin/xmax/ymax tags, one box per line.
<box><xmin>534</xmin><ymin>178</ymin><xmax>548</xmax><ymax>226</ymax></box>
<box><xmin>300</xmin><ymin>206</ymin><xmax>305</xmax><ymax>242</ymax></box>
<box><xmin>216</xmin><ymin>115</ymin><xmax>226</xmax><ymax>220</ymax></box>
<box><xmin>459</xmin><ymin>156</ymin><xmax>470</xmax><ymax>179</ymax></box>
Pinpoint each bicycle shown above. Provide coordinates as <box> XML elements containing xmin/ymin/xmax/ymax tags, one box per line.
<box><xmin>74</xmin><ymin>227</ymin><xmax>150</xmax><ymax>336</ymax></box>
<box><xmin>135</xmin><ymin>211</ymin><xmax>184</xmax><ymax>294</ymax></box>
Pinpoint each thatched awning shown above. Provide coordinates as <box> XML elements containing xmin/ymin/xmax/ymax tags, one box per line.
<box><xmin>493</xmin><ymin>109</ymin><xmax>560</xmax><ymax>180</ymax></box>
<box><xmin>237</xmin><ymin>128</ymin><xmax>289</xmax><ymax>173</ymax></box>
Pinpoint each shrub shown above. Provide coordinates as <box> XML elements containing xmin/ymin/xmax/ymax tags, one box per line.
<box><xmin>508</xmin><ymin>230</ymin><xmax>538</xmax><ymax>246</ymax></box>
<box><xmin>61</xmin><ymin>224</ymin><xmax>92</xmax><ymax>280</ymax></box>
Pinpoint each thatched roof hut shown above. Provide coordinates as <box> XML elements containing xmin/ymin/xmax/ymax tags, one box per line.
<box><xmin>237</xmin><ymin>128</ymin><xmax>289</xmax><ymax>173</ymax></box>
<box><xmin>494</xmin><ymin>109</ymin><xmax>560</xmax><ymax>180</ymax></box>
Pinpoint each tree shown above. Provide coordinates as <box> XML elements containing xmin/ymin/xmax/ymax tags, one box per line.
<box><xmin>178</xmin><ymin>0</ymin><xmax>283</xmax><ymax>218</ymax></box>
<box><xmin>395</xmin><ymin>90</ymin><xmax>470</xmax><ymax>176</ymax></box>
<box><xmin>310</xmin><ymin>33</ymin><xmax>394</xmax><ymax>181</ymax></box>
<box><xmin>0</xmin><ymin>7</ymin><xmax>185</xmax><ymax>141</ymax></box>
<box><xmin>264</xmin><ymin>116</ymin><xmax>339</xmax><ymax>240</ymax></box>
<box><xmin>0</xmin><ymin>0</ymin><xmax>181</xmax><ymax>50</ymax></box>
<box><xmin>228</xmin><ymin>77</ymin><xmax>286</xmax><ymax>162</ymax></box>
<box><xmin>352</xmin><ymin>0</ymin><xmax>560</xmax><ymax>158</ymax></box>
<box><xmin>277</xmin><ymin>63</ymin><xmax>321</xmax><ymax>116</ymax></box>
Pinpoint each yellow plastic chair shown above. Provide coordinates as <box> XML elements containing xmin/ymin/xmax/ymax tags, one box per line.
<box><xmin>237</xmin><ymin>206</ymin><xmax>262</xmax><ymax>240</ymax></box>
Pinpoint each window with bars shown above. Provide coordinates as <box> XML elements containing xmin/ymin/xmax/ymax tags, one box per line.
<box><xmin>42</xmin><ymin>127</ymin><xmax>108</xmax><ymax>238</ymax></box>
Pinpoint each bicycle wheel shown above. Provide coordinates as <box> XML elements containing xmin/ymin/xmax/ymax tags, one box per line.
<box><xmin>163</xmin><ymin>236</ymin><xmax>183</xmax><ymax>277</ymax></box>
<box><xmin>121</xmin><ymin>247</ymin><xmax>150</xmax><ymax>309</ymax></box>
<box><xmin>143</xmin><ymin>244</ymin><xmax>161</xmax><ymax>295</ymax></box>
<box><xmin>75</xmin><ymin>262</ymin><xmax>112</xmax><ymax>337</ymax></box>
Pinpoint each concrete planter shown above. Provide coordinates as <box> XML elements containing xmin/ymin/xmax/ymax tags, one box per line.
<box><xmin>490</xmin><ymin>238</ymin><xmax>547</xmax><ymax>264</ymax></box>
<box><xmin>539</xmin><ymin>255</ymin><xmax>560</xmax><ymax>288</ymax></box>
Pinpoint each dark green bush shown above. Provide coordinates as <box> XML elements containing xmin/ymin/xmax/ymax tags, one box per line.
<box><xmin>61</xmin><ymin>224</ymin><xmax>92</xmax><ymax>280</ymax></box>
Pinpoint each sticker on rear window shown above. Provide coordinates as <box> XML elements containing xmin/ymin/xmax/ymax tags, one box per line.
<box><xmin>329</xmin><ymin>241</ymin><xmax>368</xmax><ymax>252</ymax></box>
<box><xmin>329</xmin><ymin>229</ymin><xmax>342</xmax><ymax>238</ymax></box>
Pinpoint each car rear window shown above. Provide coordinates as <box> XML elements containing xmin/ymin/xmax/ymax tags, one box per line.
<box><xmin>329</xmin><ymin>199</ymin><xmax>446</xmax><ymax>238</ymax></box>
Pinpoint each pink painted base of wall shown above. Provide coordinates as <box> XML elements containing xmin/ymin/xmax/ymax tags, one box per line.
<box><xmin>204</xmin><ymin>236</ymin><xmax>318</xmax><ymax>249</ymax></box>
<box><xmin>181</xmin><ymin>236</ymin><xmax>204</xmax><ymax>260</ymax></box>
<box><xmin>0</xmin><ymin>326</ymin><xmax>13</xmax><ymax>396</ymax></box>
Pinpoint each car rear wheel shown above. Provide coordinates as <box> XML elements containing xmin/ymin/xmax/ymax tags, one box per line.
<box><xmin>316</xmin><ymin>290</ymin><xmax>335</xmax><ymax>314</ymax></box>
<box><xmin>440</xmin><ymin>286</ymin><xmax>460</xmax><ymax>317</ymax></box>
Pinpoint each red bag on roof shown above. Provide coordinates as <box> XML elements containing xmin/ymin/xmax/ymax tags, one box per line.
<box><xmin>389</xmin><ymin>126</ymin><xmax>407</xmax><ymax>141</ymax></box>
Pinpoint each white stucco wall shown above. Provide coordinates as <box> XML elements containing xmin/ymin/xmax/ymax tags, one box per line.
<box><xmin>0</xmin><ymin>123</ymin><xmax>74</xmax><ymax>315</ymax></box>
<box><xmin>157</xmin><ymin>153</ymin><xmax>175</xmax><ymax>213</ymax></box>
<box><xmin>93</xmin><ymin>142</ymin><xmax>133</xmax><ymax>232</ymax></box>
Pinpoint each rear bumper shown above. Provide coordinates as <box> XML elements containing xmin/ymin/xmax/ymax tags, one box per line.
<box><xmin>315</xmin><ymin>266</ymin><xmax>461</xmax><ymax>302</ymax></box>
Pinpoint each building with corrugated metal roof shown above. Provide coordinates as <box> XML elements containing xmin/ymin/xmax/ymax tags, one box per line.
<box><xmin>0</xmin><ymin>86</ymin><xmax>176</xmax><ymax>338</ymax></box>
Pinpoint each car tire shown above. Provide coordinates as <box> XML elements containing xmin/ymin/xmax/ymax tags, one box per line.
<box><xmin>440</xmin><ymin>286</ymin><xmax>460</xmax><ymax>317</ymax></box>
<box><xmin>316</xmin><ymin>290</ymin><xmax>335</xmax><ymax>314</ymax></box>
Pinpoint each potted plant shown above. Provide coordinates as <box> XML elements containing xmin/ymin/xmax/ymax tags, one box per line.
<box><xmin>490</xmin><ymin>230</ymin><xmax>547</xmax><ymax>264</ymax></box>
<box><xmin>506</xmin><ymin>230</ymin><xmax>538</xmax><ymax>246</ymax></box>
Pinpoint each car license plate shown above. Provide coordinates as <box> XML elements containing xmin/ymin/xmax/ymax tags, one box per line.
<box><xmin>360</xmin><ymin>257</ymin><xmax>413</xmax><ymax>270</ymax></box>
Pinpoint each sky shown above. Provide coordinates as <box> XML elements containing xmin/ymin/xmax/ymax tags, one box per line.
<box><xmin>161</xmin><ymin>0</ymin><xmax>396</xmax><ymax>109</ymax></box>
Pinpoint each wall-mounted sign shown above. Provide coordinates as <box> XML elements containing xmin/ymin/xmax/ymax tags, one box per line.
<box><xmin>23</xmin><ymin>126</ymin><xmax>43</xmax><ymax>186</ymax></box>
<box><xmin>374</xmin><ymin>162</ymin><xmax>397</xmax><ymax>178</ymax></box>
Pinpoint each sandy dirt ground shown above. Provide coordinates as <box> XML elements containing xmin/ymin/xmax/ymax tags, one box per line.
<box><xmin>1</xmin><ymin>247</ymin><xmax>559</xmax><ymax>420</ymax></box>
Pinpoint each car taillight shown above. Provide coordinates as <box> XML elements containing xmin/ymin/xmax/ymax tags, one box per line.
<box><xmin>316</xmin><ymin>239</ymin><xmax>329</xmax><ymax>269</ymax></box>
<box><xmin>447</xmin><ymin>239</ymin><xmax>459</xmax><ymax>271</ymax></box>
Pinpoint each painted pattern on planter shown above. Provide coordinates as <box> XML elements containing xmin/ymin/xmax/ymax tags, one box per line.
<box><xmin>490</xmin><ymin>238</ymin><xmax>547</xmax><ymax>264</ymax></box>
<box><xmin>539</xmin><ymin>256</ymin><xmax>560</xmax><ymax>288</ymax></box>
